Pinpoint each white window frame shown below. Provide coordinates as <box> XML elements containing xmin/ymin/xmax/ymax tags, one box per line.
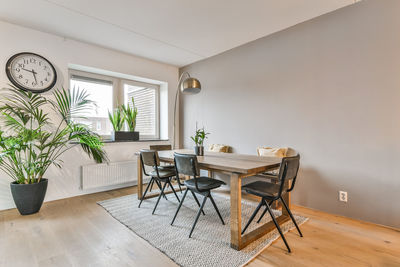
<box><xmin>122</xmin><ymin>79</ymin><xmax>160</xmax><ymax>140</ymax></box>
<box><xmin>68</xmin><ymin>69</ymin><xmax>161</xmax><ymax>140</ymax></box>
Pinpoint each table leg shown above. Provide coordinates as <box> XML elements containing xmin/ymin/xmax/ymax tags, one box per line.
<box><xmin>137</xmin><ymin>154</ymin><xmax>143</xmax><ymax>200</ymax></box>
<box><xmin>230</xmin><ymin>173</ymin><xmax>242</xmax><ymax>250</ymax></box>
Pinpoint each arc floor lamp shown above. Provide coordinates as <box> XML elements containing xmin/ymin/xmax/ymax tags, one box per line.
<box><xmin>173</xmin><ymin>72</ymin><xmax>201</xmax><ymax>149</ymax></box>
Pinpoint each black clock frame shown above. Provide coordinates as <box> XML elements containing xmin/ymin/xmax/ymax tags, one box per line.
<box><xmin>5</xmin><ymin>52</ymin><xmax>57</xmax><ymax>94</ymax></box>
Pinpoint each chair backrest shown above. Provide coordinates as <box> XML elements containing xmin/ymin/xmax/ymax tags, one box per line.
<box><xmin>149</xmin><ymin>144</ymin><xmax>172</xmax><ymax>151</ymax></box>
<box><xmin>174</xmin><ymin>153</ymin><xmax>201</xmax><ymax>191</ymax></box>
<box><xmin>140</xmin><ymin>149</ymin><xmax>160</xmax><ymax>167</ymax></box>
<box><xmin>173</xmin><ymin>153</ymin><xmax>200</xmax><ymax>177</ymax></box>
<box><xmin>277</xmin><ymin>154</ymin><xmax>300</xmax><ymax>197</ymax></box>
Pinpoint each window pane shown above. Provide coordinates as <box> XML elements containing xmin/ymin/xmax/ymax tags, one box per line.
<box><xmin>124</xmin><ymin>84</ymin><xmax>157</xmax><ymax>138</ymax></box>
<box><xmin>70</xmin><ymin>78</ymin><xmax>113</xmax><ymax>137</ymax></box>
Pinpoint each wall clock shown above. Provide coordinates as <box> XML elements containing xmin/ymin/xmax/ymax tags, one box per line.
<box><xmin>5</xmin><ymin>52</ymin><xmax>57</xmax><ymax>93</ymax></box>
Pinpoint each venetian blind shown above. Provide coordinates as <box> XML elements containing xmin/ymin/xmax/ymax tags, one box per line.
<box><xmin>126</xmin><ymin>86</ymin><xmax>157</xmax><ymax>138</ymax></box>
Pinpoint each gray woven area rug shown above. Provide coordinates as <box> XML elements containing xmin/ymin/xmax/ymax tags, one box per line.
<box><xmin>98</xmin><ymin>191</ymin><xmax>308</xmax><ymax>267</ymax></box>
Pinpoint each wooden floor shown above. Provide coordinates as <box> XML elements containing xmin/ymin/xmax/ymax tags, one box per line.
<box><xmin>0</xmin><ymin>186</ymin><xmax>399</xmax><ymax>267</ymax></box>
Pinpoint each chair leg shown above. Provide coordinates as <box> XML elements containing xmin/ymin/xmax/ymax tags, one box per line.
<box><xmin>256</xmin><ymin>206</ymin><xmax>267</xmax><ymax>223</ymax></box>
<box><xmin>208</xmin><ymin>193</ymin><xmax>224</xmax><ymax>225</ymax></box>
<box><xmin>138</xmin><ymin>178</ymin><xmax>153</xmax><ymax>208</ymax></box>
<box><xmin>167</xmin><ymin>179</ymin><xmax>180</xmax><ymax>203</ymax></box>
<box><xmin>265</xmin><ymin>202</ymin><xmax>291</xmax><ymax>253</ymax></box>
<box><xmin>152</xmin><ymin>181</ymin><xmax>167</xmax><ymax>215</ymax></box>
<box><xmin>280</xmin><ymin>197</ymin><xmax>303</xmax><ymax>237</ymax></box>
<box><xmin>176</xmin><ymin>177</ymin><xmax>183</xmax><ymax>193</ymax></box>
<box><xmin>171</xmin><ymin>189</ymin><xmax>189</xmax><ymax>225</ymax></box>
<box><xmin>241</xmin><ymin>200</ymin><xmax>264</xmax><ymax>234</ymax></box>
<box><xmin>172</xmin><ymin>176</ymin><xmax>183</xmax><ymax>193</ymax></box>
<box><xmin>148</xmin><ymin>178</ymin><xmax>154</xmax><ymax>192</ymax></box>
<box><xmin>189</xmin><ymin>192</ymin><xmax>208</xmax><ymax>238</ymax></box>
<box><xmin>155</xmin><ymin>180</ymin><xmax>167</xmax><ymax>200</ymax></box>
<box><xmin>256</xmin><ymin>200</ymin><xmax>273</xmax><ymax>223</ymax></box>
<box><xmin>190</xmin><ymin>190</ymin><xmax>205</xmax><ymax>215</ymax></box>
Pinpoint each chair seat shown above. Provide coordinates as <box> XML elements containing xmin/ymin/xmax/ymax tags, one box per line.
<box><xmin>149</xmin><ymin>169</ymin><xmax>176</xmax><ymax>178</ymax></box>
<box><xmin>184</xmin><ymin>177</ymin><xmax>225</xmax><ymax>191</ymax></box>
<box><xmin>157</xmin><ymin>165</ymin><xmax>175</xmax><ymax>171</ymax></box>
<box><xmin>242</xmin><ymin>181</ymin><xmax>281</xmax><ymax>198</ymax></box>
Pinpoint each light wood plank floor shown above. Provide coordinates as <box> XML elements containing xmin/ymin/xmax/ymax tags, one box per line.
<box><xmin>0</xmin><ymin>186</ymin><xmax>399</xmax><ymax>267</ymax></box>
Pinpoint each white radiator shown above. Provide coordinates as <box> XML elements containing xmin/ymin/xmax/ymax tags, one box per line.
<box><xmin>81</xmin><ymin>160</ymin><xmax>136</xmax><ymax>190</ymax></box>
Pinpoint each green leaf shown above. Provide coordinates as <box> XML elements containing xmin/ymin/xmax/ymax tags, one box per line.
<box><xmin>108</xmin><ymin>107</ymin><xmax>125</xmax><ymax>131</ymax></box>
<box><xmin>190</xmin><ymin>126</ymin><xmax>210</xmax><ymax>146</ymax></box>
<box><xmin>0</xmin><ymin>86</ymin><xmax>108</xmax><ymax>184</ymax></box>
<box><xmin>120</xmin><ymin>97</ymin><xmax>138</xmax><ymax>131</ymax></box>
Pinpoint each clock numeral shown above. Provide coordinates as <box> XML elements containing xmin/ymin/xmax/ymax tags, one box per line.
<box><xmin>18</xmin><ymin>75</ymin><xmax>23</xmax><ymax>79</ymax></box>
<box><xmin>47</xmin><ymin>72</ymin><xmax>51</xmax><ymax>76</ymax></box>
<box><xmin>32</xmin><ymin>82</ymin><xmax>37</xmax><ymax>87</ymax></box>
<box><xmin>39</xmin><ymin>61</ymin><xmax>42</xmax><ymax>66</ymax></box>
<box><xmin>18</xmin><ymin>63</ymin><xmax>24</xmax><ymax>68</ymax></box>
<box><xmin>40</xmin><ymin>81</ymin><xmax>44</xmax><ymax>86</ymax></box>
<box><xmin>43</xmin><ymin>66</ymin><xmax>48</xmax><ymax>70</ymax></box>
<box><xmin>15</xmin><ymin>68</ymin><xmax>20</xmax><ymax>72</ymax></box>
<box><xmin>44</xmin><ymin>77</ymin><xmax>48</xmax><ymax>82</ymax></box>
<box><xmin>23</xmin><ymin>59</ymin><xmax>29</xmax><ymax>64</ymax></box>
<box><xmin>25</xmin><ymin>79</ymin><xmax>29</xmax><ymax>84</ymax></box>
<box><xmin>30</xmin><ymin>58</ymin><xmax>36</xmax><ymax>63</ymax></box>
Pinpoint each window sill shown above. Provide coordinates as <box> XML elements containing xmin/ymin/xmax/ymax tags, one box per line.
<box><xmin>103</xmin><ymin>139</ymin><xmax>169</xmax><ymax>143</ymax></box>
<box><xmin>70</xmin><ymin>139</ymin><xmax>169</xmax><ymax>145</ymax></box>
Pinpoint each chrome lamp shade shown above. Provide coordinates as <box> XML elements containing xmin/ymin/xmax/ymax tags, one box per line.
<box><xmin>180</xmin><ymin>77</ymin><xmax>201</xmax><ymax>94</ymax></box>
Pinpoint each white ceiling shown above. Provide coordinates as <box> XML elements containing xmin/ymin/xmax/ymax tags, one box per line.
<box><xmin>0</xmin><ymin>0</ymin><xmax>359</xmax><ymax>67</ymax></box>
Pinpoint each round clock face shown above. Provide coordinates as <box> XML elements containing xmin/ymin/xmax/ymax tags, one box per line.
<box><xmin>6</xmin><ymin>52</ymin><xmax>57</xmax><ymax>93</ymax></box>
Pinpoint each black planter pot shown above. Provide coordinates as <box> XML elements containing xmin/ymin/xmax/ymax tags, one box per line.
<box><xmin>10</xmin><ymin>179</ymin><xmax>48</xmax><ymax>215</ymax></box>
<box><xmin>113</xmin><ymin>131</ymin><xmax>139</xmax><ymax>141</ymax></box>
<box><xmin>194</xmin><ymin>146</ymin><xmax>204</xmax><ymax>156</ymax></box>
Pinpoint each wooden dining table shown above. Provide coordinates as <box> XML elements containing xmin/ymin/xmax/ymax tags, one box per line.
<box><xmin>136</xmin><ymin>149</ymin><xmax>289</xmax><ymax>250</ymax></box>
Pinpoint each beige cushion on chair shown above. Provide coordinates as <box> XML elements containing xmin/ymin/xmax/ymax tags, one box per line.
<box><xmin>257</xmin><ymin>147</ymin><xmax>290</xmax><ymax>176</ymax></box>
<box><xmin>257</xmin><ymin>147</ymin><xmax>288</xmax><ymax>158</ymax></box>
<box><xmin>208</xmin><ymin>144</ymin><xmax>230</xmax><ymax>153</ymax></box>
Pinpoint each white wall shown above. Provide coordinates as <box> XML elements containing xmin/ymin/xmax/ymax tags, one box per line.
<box><xmin>180</xmin><ymin>0</ymin><xmax>400</xmax><ymax>228</ymax></box>
<box><xmin>0</xmin><ymin>20</ymin><xmax>179</xmax><ymax>210</ymax></box>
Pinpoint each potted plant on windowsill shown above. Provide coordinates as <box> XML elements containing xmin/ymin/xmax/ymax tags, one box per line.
<box><xmin>109</xmin><ymin>105</ymin><xmax>125</xmax><ymax>141</ymax></box>
<box><xmin>190</xmin><ymin>126</ymin><xmax>209</xmax><ymax>156</ymax></box>
<box><xmin>109</xmin><ymin>97</ymin><xmax>139</xmax><ymax>141</ymax></box>
<box><xmin>0</xmin><ymin>87</ymin><xmax>108</xmax><ymax>215</ymax></box>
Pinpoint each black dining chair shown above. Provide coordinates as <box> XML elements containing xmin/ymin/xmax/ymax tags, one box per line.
<box><xmin>241</xmin><ymin>154</ymin><xmax>303</xmax><ymax>253</ymax></box>
<box><xmin>147</xmin><ymin>145</ymin><xmax>182</xmax><ymax>193</ymax></box>
<box><xmin>138</xmin><ymin>149</ymin><xmax>180</xmax><ymax>214</ymax></box>
<box><xmin>171</xmin><ymin>153</ymin><xmax>226</xmax><ymax>238</ymax></box>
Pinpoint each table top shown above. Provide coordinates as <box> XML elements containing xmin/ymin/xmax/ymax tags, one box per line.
<box><xmin>155</xmin><ymin>149</ymin><xmax>281</xmax><ymax>175</ymax></box>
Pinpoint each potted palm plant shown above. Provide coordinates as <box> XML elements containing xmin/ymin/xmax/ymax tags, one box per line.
<box><xmin>109</xmin><ymin>97</ymin><xmax>139</xmax><ymax>141</ymax></box>
<box><xmin>190</xmin><ymin>127</ymin><xmax>210</xmax><ymax>156</ymax></box>
<box><xmin>0</xmin><ymin>86</ymin><xmax>108</xmax><ymax>215</ymax></box>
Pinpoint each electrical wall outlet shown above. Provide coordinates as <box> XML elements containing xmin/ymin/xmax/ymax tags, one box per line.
<box><xmin>339</xmin><ymin>191</ymin><xmax>348</xmax><ymax>202</ymax></box>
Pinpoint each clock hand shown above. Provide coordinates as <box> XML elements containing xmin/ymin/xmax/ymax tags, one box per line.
<box><xmin>21</xmin><ymin>68</ymin><xmax>34</xmax><ymax>73</ymax></box>
<box><xmin>31</xmin><ymin>69</ymin><xmax>38</xmax><ymax>84</ymax></box>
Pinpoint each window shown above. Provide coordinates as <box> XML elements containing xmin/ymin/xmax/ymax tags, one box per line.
<box><xmin>124</xmin><ymin>81</ymin><xmax>159</xmax><ymax>139</ymax></box>
<box><xmin>69</xmin><ymin>70</ymin><xmax>160</xmax><ymax>140</ymax></box>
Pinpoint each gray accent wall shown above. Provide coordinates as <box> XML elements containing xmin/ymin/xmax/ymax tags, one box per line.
<box><xmin>180</xmin><ymin>0</ymin><xmax>400</xmax><ymax>228</ymax></box>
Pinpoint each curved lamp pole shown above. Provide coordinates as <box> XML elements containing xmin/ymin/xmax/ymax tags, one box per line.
<box><xmin>173</xmin><ymin>72</ymin><xmax>201</xmax><ymax>149</ymax></box>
